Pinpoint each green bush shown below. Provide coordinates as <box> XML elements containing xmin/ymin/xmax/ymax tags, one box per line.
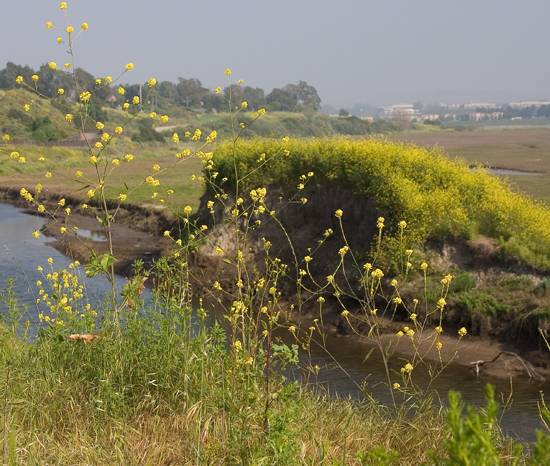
<box><xmin>454</xmin><ymin>291</ymin><xmax>510</xmax><ymax>317</ymax></box>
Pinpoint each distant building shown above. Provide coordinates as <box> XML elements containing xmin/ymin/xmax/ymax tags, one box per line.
<box><xmin>385</xmin><ymin>104</ymin><xmax>417</xmax><ymax>121</ymax></box>
<box><xmin>463</xmin><ymin>102</ymin><xmax>498</xmax><ymax>110</ymax></box>
<box><xmin>509</xmin><ymin>100</ymin><xmax>550</xmax><ymax>108</ymax></box>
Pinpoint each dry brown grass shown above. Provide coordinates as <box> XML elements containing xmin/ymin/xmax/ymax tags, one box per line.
<box><xmin>392</xmin><ymin>128</ymin><xmax>550</xmax><ymax>203</ymax></box>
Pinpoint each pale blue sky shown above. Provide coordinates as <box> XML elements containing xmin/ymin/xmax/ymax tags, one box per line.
<box><xmin>1</xmin><ymin>0</ymin><xmax>549</xmax><ymax>106</ymax></box>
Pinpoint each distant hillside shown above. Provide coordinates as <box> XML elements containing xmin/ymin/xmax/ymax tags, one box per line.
<box><xmin>0</xmin><ymin>89</ymin><xmax>77</xmax><ymax>142</ymax></box>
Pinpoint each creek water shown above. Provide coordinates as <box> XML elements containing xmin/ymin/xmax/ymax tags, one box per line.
<box><xmin>0</xmin><ymin>202</ymin><xmax>548</xmax><ymax>442</ymax></box>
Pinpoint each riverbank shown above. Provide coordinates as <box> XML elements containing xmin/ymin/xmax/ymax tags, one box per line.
<box><xmin>1</xmin><ymin>187</ymin><xmax>549</xmax><ymax>384</ymax></box>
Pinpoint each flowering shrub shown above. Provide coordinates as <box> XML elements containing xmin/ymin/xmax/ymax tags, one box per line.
<box><xmin>211</xmin><ymin>138</ymin><xmax>550</xmax><ymax>270</ymax></box>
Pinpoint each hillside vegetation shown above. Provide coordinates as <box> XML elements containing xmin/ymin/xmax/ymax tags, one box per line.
<box><xmin>0</xmin><ymin>89</ymin><xmax>76</xmax><ymax>141</ymax></box>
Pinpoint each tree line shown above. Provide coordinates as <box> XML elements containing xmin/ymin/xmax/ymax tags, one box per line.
<box><xmin>0</xmin><ymin>62</ymin><xmax>322</xmax><ymax>113</ymax></box>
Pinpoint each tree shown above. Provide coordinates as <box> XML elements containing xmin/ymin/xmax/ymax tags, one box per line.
<box><xmin>176</xmin><ymin>78</ymin><xmax>208</xmax><ymax>109</ymax></box>
<box><xmin>284</xmin><ymin>81</ymin><xmax>321</xmax><ymax>111</ymax></box>
<box><xmin>266</xmin><ymin>88</ymin><xmax>298</xmax><ymax>112</ymax></box>
<box><xmin>243</xmin><ymin>86</ymin><xmax>265</xmax><ymax>110</ymax></box>
<box><xmin>0</xmin><ymin>62</ymin><xmax>35</xmax><ymax>89</ymax></box>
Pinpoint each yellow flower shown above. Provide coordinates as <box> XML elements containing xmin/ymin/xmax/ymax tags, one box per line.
<box><xmin>401</xmin><ymin>362</ymin><xmax>414</xmax><ymax>374</ymax></box>
<box><xmin>393</xmin><ymin>383</ymin><xmax>401</xmax><ymax>389</ymax></box>
<box><xmin>122</xmin><ymin>102</ymin><xmax>130</xmax><ymax>110</ymax></box>
<box><xmin>183</xmin><ymin>205</ymin><xmax>192</xmax><ymax>216</ymax></box>
<box><xmin>117</xmin><ymin>86</ymin><xmax>125</xmax><ymax>95</ymax></box>
<box><xmin>132</xmin><ymin>96</ymin><xmax>140</xmax><ymax>105</ymax></box>
<box><xmin>45</xmin><ymin>171</ymin><xmax>53</xmax><ymax>179</ymax></box>
<box><xmin>240</xmin><ymin>101</ymin><xmax>248</xmax><ymax>109</ymax></box>
<box><xmin>214</xmin><ymin>86</ymin><xmax>222</xmax><ymax>94</ymax></box>
<box><xmin>79</xmin><ymin>91</ymin><xmax>92</xmax><ymax>103</ymax></box>
<box><xmin>458</xmin><ymin>327</ymin><xmax>468</xmax><ymax>337</ymax></box>
<box><xmin>32</xmin><ymin>230</ymin><xmax>41</xmax><ymax>239</ymax></box>
<box><xmin>398</xmin><ymin>220</ymin><xmax>407</xmax><ymax>229</ymax></box>
<box><xmin>66</xmin><ymin>25</ymin><xmax>74</xmax><ymax>33</ymax></box>
<box><xmin>48</xmin><ymin>61</ymin><xmax>57</xmax><ymax>70</ymax></box>
<box><xmin>334</xmin><ymin>209</ymin><xmax>343</xmax><ymax>218</ymax></box>
<box><xmin>75</xmin><ymin>170</ymin><xmax>83</xmax><ymax>177</ymax></box>
<box><xmin>160</xmin><ymin>115</ymin><xmax>169</xmax><ymax>124</ymax></box>
<box><xmin>60</xmin><ymin>226</ymin><xmax>67</xmax><ymax>234</ymax></box>
<box><xmin>31</xmin><ymin>74</ymin><xmax>39</xmax><ymax>82</ymax></box>
<box><xmin>57</xmin><ymin>88</ymin><xmax>65</xmax><ymax>95</ymax></box>
<box><xmin>147</xmin><ymin>77</ymin><xmax>157</xmax><ymax>87</ymax></box>
<box><xmin>114</xmin><ymin>126</ymin><xmax>123</xmax><ymax>135</ymax></box>
<box><xmin>47</xmin><ymin>257</ymin><xmax>54</xmax><ymax>264</ymax></box>
<box><xmin>23</xmin><ymin>104</ymin><xmax>31</xmax><ymax>112</ymax></box>
<box><xmin>56</xmin><ymin>36</ymin><xmax>63</xmax><ymax>44</ymax></box>
<box><xmin>125</xmin><ymin>62</ymin><xmax>135</xmax><ymax>71</ymax></box>
<box><xmin>111</xmin><ymin>159</ymin><xmax>120</xmax><ymax>166</ymax></box>
<box><xmin>224</xmin><ymin>68</ymin><xmax>232</xmax><ymax>76</ymax></box>
<box><xmin>46</xmin><ymin>21</ymin><xmax>54</xmax><ymax>29</ymax></box>
<box><xmin>59</xmin><ymin>2</ymin><xmax>68</xmax><ymax>10</ymax></box>
<box><xmin>80</xmin><ymin>22</ymin><xmax>89</xmax><ymax>30</ymax></box>
<box><xmin>95</xmin><ymin>121</ymin><xmax>104</xmax><ymax>130</ymax></box>
<box><xmin>152</xmin><ymin>164</ymin><xmax>161</xmax><ymax>172</ymax></box>
<box><xmin>124</xmin><ymin>153</ymin><xmax>134</xmax><ymax>162</ymax></box>
<box><xmin>118</xmin><ymin>193</ymin><xmax>127</xmax><ymax>202</ymax></box>
<box><xmin>420</xmin><ymin>262</ymin><xmax>428</xmax><ymax>271</ymax></box>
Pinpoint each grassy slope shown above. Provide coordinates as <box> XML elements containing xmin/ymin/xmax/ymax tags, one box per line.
<box><xmin>0</xmin><ymin>317</ymin><xmax>532</xmax><ymax>464</ymax></box>
<box><xmin>0</xmin><ymin>88</ymin><xmax>76</xmax><ymax>140</ymax></box>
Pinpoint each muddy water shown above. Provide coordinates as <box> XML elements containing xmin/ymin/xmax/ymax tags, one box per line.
<box><xmin>0</xmin><ymin>202</ymin><xmax>548</xmax><ymax>442</ymax></box>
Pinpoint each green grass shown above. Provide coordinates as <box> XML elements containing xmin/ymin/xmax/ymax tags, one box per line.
<box><xmin>0</xmin><ymin>141</ymin><xmax>205</xmax><ymax>211</ymax></box>
<box><xmin>0</xmin><ymin>278</ymin><xmax>545</xmax><ymax>465</ymax></box>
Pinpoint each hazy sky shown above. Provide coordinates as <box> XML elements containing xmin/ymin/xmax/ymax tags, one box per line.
<box><xmin>2</xmin><ymin>0</ymin><xmax>549</xmax><ymax>107</ymax></box>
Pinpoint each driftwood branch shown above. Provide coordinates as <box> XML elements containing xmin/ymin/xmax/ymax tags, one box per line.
<box><xmin>470</xmin><ymin>351</ymin><xmax>545</xmax><ymax>382</ymax></box>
